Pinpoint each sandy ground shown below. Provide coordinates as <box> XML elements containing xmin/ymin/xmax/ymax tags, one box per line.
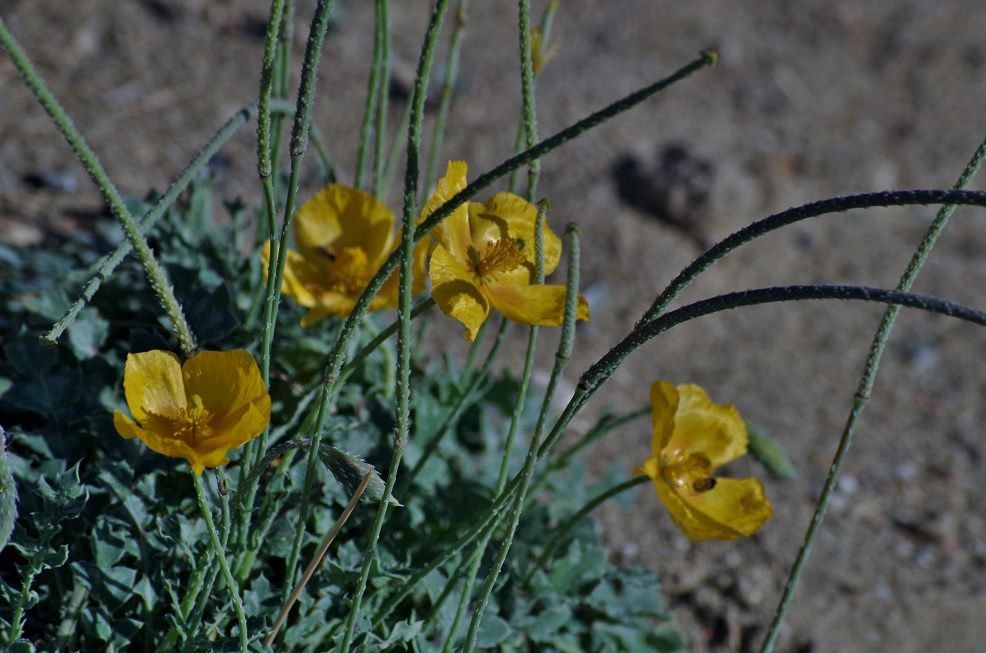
<box><xmin>3</xmin><ymin>1</ymin><xmax>986</xmax><ymax>651</ymax></box>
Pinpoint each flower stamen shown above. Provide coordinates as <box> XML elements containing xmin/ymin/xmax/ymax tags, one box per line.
<box><xmin>471</xmin><ymin>238</ymin><xmax>526</xmax><ymax>281</ymax></box>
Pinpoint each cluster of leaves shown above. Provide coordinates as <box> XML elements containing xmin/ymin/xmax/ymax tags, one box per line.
<box><xmin>0</xmin><ymin>178</ymin><xmax>685</xmax><ymax>651</ymax></box>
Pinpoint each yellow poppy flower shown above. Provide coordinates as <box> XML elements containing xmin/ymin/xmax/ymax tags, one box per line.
<box><xmin>113</xmin><ymin>350</ymin><xmax>271</xmax><ymax>475</ymax></box>
<box><xmin>426</xmin><ymin>161</ymin><xmax>590</xmax><ymax>341</ymax></box>
<box><xmin>635</xmin><ymin>381</ymin><xmax>772</xmax><ymax>541</ymax></box>
<box><xmin>264</xmin><ymin>184</ymin><xmax>429</xmax><ymax>326</ymax></box>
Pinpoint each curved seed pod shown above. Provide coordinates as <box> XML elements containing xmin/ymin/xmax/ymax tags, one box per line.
<box><xmin>319</xmin><ymin>444</ymin><xmax>401</xmax><ymax>507</ymax></box>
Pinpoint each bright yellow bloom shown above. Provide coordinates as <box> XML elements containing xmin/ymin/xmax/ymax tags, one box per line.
<box><xmin>425</xmin><ymin>161</ymin><xmax>590</xmax><ymax>341</ymax></box>
<box><xmin>113</xmin><ymin>350</ymin><xmax>271</xmax><ymax>475</ymax></box>
<box><xmin>635</xmin><ymin>381</ymin><xmax>772</xmax><ymax>541</ymax></box>
<box><xmin>264</xmin><ymin>184</ymin><xmax>429</xmax><ymax>326</ymax></box>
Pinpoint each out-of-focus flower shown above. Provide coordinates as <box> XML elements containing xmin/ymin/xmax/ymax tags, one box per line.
<box><xmin>530</xmin><ymin>26</ymin><xmax>560</xmax><ymax>74</ymax></box>
<box><xmin>635</xmin><ymin>381</ymin><xmax>772</xmax><ymax>541</ymax></box>
<box><xmin>264</xmin><ymin>184</ymin><xmax>429</xmax><ymax>326</ymax></box>
<box><xmin>114</xmin><ymin>350</ymin><xmax>271</xmax><ymax>475</ymax></box>
<box><xmin>425</xmin><ymin>161</ymin><xmax>589</xmax><ymax>341</ymax></box>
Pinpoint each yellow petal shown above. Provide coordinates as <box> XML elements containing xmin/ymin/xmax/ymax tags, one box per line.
<box><xmin>427</xmin><ymin>163</ymin><xmax>473</xmax><ymax>259</ymax></box>
<box><xmin>484</xmin><ymin>281</ymin><xmax>590</xmax><ymax>330</ymax></box>
<box><xmin>280</xmin><ymin>247</ymin><xmax>322</xmax><ymax>308</ymax></box>
<box><xmin>113</xmin><ymin>411</ymin><xmax>141</xmax><ymax>440</ymax></box>
<box><xmin>123</xmin><ymin>351</ymin><xmax>187</xmax><ymax>424</ymax></box>
<box><xmin>421</xmin><ymin>160</ymin><xmax>468</xmax><ymax>223</ymax></box>
<box><xmin>666</xmin><ymin>384</ymin><xmax>747</xmax><ymax>468</ymax></box>
<box><xmin>673</xmin><ymin>477</ymin><xmax>773</xmax><ymax>540</ymax></box>
<box><xmin>378</xmin><ymin>232</ymin><xmax>432</xmax><ymax>303</ymax></box>
<box><xmin>649</xmin><ymin>381</ymin><xmax>679</xmax><ymax>457</ymax></box>
<box><xmin>181</xmin><ymin>350</ymin><xmax>271</xmax><ymax>442</ymax></box>
<box><xmin>294</xmin><ymin>184</ymin><xmax>395</xmax><ymax>263</ymax></box>
<box><xmin>430</xmin><ymin>244</ymin><xmax>490</xmax><ymax>340</ymax></box>
<box><xmin>476</xmin><ymin>193</ymin><xmax>562</xmax><ymax>275</ymax></box>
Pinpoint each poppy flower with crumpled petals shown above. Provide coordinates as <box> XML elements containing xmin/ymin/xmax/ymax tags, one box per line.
<box><xmin>113</xmin><ymin>350</ymin><xmax>270</xmax><ymax>475</ymax></box>
<box><xmin>635</xmin><ymin>381</ymin><xmax>772</xmax><ymax>541</ymax></box>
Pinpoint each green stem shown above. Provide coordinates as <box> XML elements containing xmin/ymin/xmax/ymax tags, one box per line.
<box><xmin>758</xmin><ymin>137</ymin><xmax>986</xmax><ymax>653</ymax></box>
<box><xmin>423</xmin><ymin>0</ymin><xmax>470</xmax><ymax>194</ymax></box>
<box><xmin>372</xmin><ymin>0</ymin><xmax>391</xmax><ymax>197</ymax></box>
<box><xmin>370</xmin><ymin>498</ymin><xmax>505</xmax><ymax>632</ymax></box>
<box><xmin>192</xmin><ymin>472</ymin><xmax>248</xmax><ymax>652</ymax></box>
<box><xmin>516</xmin><ymin>0</ymin><xmax>540</xmax><ymax>200</ymax></box>
<box><xmin>355</xmin><ymin>0</ymin><xmax>389</xmax><ymax>191</ymax></box>
<box><xmin>644</xmin><ymin>188</ymin><xmax>986</xmax><ymax>323</ymax></box>
<box><xmin>529</xmin><ymin>475</ymin><xmax>649</xmax><ymax>582</ymax></box>
<box><xmin>338</xmin><ymin>0</ymin><xmax>451</xmax><ymax>647</ymax></box>
<box><xmin>257</xmin><ymin>0</ymin><xmax>286</xmax><ymax>181</ymax></box>
<box><xmin>0</xmin><ymin>19</ymin><xmax>197</xmax><ymax>355</ymax></box>
<box><xmin>402</xmin><ymin>316</ymin><xmax>510</xmax><ymax>492</ymax></box>
<box><xmin>462</xmin><ymin>223</ymin><xmax>582</xmax><ymax>653</ymax></box>
<box><xmin>335</xmin><ymin>298</ymin><xmax>435</xmax><ymax>388</ymax></box>
<box><xmin>269</xmin><ymin>0</ymin><xmax>296</xmax><ymax>177</ymax></box>
<box><xmin>318</xmin><ymin>52</ymin><xmax>717</xmax><ymax>392</ymax></box>
<box><xmin>280</xmin><ymin>383</ymin><xmax>330</xmax><ymax>603</ymax></box>
<box><xmin>583</xmin><ymin>284</ymin><xmax>986</xmax><ymax>393</ymax></box>
<box><xmin>440</xmin><ymin>543</ymin><xmax>486</xmax><ymax>651</ymax></box>
<box><xmin>244</xmin><ymin>0</ymin><xmax>337</xmax><ymax>580</ymax></box>
<box><xmin>6</xmin><ymin>570</ymin><xmax>36</xmax><ymax>643</ymax></box>
<box><xmin>527</xmin><ymin>406</ymin><xmax>650</xmax><ymax>503</ymax></box>
<box><xmin>41</xmin><ymin>104</ymin><xmax>257</xmax><ymax>348</ymax></box>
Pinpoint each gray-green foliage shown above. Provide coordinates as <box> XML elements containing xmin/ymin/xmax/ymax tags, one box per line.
<box><xmin>0</xmin><ymin>186</ymin><xmax>684</xmax><ymax>651</ymax></box>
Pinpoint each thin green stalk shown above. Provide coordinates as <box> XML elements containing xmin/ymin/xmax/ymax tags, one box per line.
<box><xmin>269</xmin><ymin>0</ymin><xmax>297</xmax><ymax>176</ymax></box>
<box><xmin>443</xmin><ymin>204</ymin><xmax>550</xmax><ymax>649</ymax></box>
<box><xmin>462</xmin><ymin>224</ymin><xmax>582</xmax><ymax>653</ymax></box>
<box><xmin>280</xmin><ymin>383</ymin><xmax>330</xmax><ymax>603</ymax></box>
<box><xmin>516</xmin><ymin>0</ymin><xmax>540</xmax><ymax>199</ymax></box>
<box><xmin>257</xmin><ymin>0</ymin><xmax>286</xmax><ymax>181</ymax></box>
<box><xmin>318</xmin><ymin>53</ymin><xmax>716</xmax><ymax>393</ymax></box>
<box><xmin>336</xmin><ymin>298</ymin><xmax>435</xmax><ymax>388</ymax></box>
<box><xmin>493</xmin><ymin>200</ymin><xmax>548</xmax><ymax>494</ymax></box>
<box><xmin>180</xmin><ymin>558</ymin><xmax>222</xmax><ymax>653</ymax></box>
<box><xmin>243</xmin><ymin>0</ymin><xmax>337</xmax><ymax>576</ymax></box>
<box><xmin>370</xmin><ymin>496</ymin><xmax>506</xmax><ymax>632</ymax></box>
<box><xmin>192</xmin><ymin>472</ymin><xmax>248</xmax><ymax>652</ymax></box>
<box><xmin>381</xmin><ymin>100</ymin><xmax>413</xmax><ymax>200</ymax></box>
<box><xmin>6</xmin><ymin>569</ymin><xmax>36</xmax><ymax>643</ymax></box>
<box><xmin>758</xmin><ymin>137</ymin><xmax>986</xmax><ymax>653</ymax></box>
<box><xmin>41</xmin><ymin>103</ymin><xmax>257</xmax><ymax>347</ymax></box>
<box><xmin>234</xmin><ymin>448</ymin><xmax>298</xmax><ymax>583</ymax></box>
<box><xmin>338</xmin><ymin>1</ymin><xmax>451</xmax><ymax>647</ymax></box>
<box><xmin>526</xmin><ymin>406</ymin><xmax>650</xmax><ymax>502</ymax></box>
<box><xmin>584</xmin><ymin>284</ymin><xmax>986</xmax><ymax>394</ymax></box>
<box><xmin>424</xmin><ymin>0</ymin><xmax>471</xmax><ymax>194</ymax></box>
<box><xmin>440</xmin><ymin>543</ymin><xmax>486</xmax><ymax>652</ymax></box>
<box><xmin>643</xmin><ymin>188</ymin><xmax>986</xmax><ymax>324</ymax></box>
<box><xmin>508</xmin><ymin>0</ymin><xmax>553</xmax><ymax>194</ymax></box>
<box><xmin>372</xmin><ymin>0</ymin><xmax>391</xmax><ymax>197</ymax></box>
<box><xmin>355</xmin><ymin>0</ymin><xmax>389</xmax><ymax>191</ymax></box>
<box><xmin>529</xmin><ymin>475</ymin><xmax>649</xmax><ymax>582</ymax></box>
<box><xmin>0</xmin><ymin>20</ymin><xmax>197</xmax><ymax>355</ymax></box>
<box><xmin>402</xmin><ymin>316</ymin><xmax>510</xmax><ymax>492</ymax></box>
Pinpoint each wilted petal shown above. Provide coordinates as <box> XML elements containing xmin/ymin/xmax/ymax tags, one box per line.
<box><xmin>665</xmin><ymin>384</ymin><xmax>747</xmax><ymax>468</ymax></box>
